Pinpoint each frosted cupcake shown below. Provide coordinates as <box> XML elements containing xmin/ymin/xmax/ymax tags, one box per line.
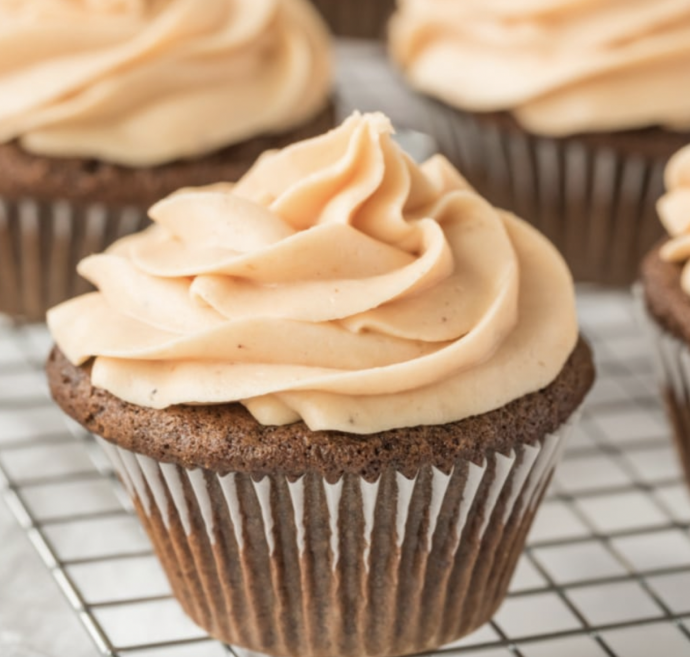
<box><xmin>47</xmin><ymin>113</ymin><xmax>594</xmax><ymax>657</ymax></box>
<box><xmin>389</xmin><ymin>0</ymin><xmax>690</xmax><ymax>285</ymax></box>
<box><xmin>640</xmin><ymin>145</ymin><xmax>690</xmax><ymax>487</ymax></box>
<box><xmin>0</xmin><ymin>0</ymin><xmax>333</xmax><ymax>321</ymax></box>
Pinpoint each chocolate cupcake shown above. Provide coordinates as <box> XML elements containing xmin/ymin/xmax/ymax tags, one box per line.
<box><xmin>46</xmin><ymin>113</ymin><xmax>594</xmax><ymax>657</ymax></box>
<box><xmin>640</xmin><ymin>145</ymin><xmax>690</xmax><ymax>487</ymax></box>
<box><xmin>309</xmin><ymin>0</ymin><xmax>395</xmax><ymax>38</ymax></box>
<box><xmin>389</xmin><ymin>1</ymin><xmax>690</xmax><ymax>285</ymax></box>
<box><xmin>0</xmin><ymin>0</ymin><xmax>333</xmax><ymax>321</ymax></box>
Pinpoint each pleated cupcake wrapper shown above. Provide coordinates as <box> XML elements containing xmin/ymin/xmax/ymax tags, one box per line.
<box><xmin>635</xmin><ymin>286</ymin><xmax>690</xmax><ymax>486</ymax></box>
<box><xmin>309</xmin><ymin>0</ymin><xmax>395</xmax><ymax>38</ymax></box>
<box><xmin>0</xmin><ymin>197</ymin><xmax>148</xmax><ymax>322</ymax></box>
<box><xmin>97</xmin><ymin>420</ymin><xmax>575</xmax><ymax>657</ymax></box>
<box><xmin>427</xmin><ymin>103</ymin><xmax>666</xmax><ymax>286</ymax></box>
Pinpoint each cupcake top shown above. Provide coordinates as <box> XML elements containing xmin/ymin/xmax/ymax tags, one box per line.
<box><xmin>48</xmin><ymin>112</ymin><xmax>578</xmax><ymax>434</ymax></box>
<box><xmin>658</xmin><ymin>145</ymin><xmax>690</xmax><ymax>292</ymax></box>
<box><xmin>0</xmin><ymin>0</ymin><xmax>332</xmax><ymax>166</ymax></box>
<box><xmin>389</xmin><ymin>0</ymin><xmax>690</xmax><ymax>136</ymax></box>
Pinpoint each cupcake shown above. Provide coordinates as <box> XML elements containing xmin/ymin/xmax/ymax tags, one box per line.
<box><xmin>46</xmin><ymin>113</ymin><xmax>594</xmax><ymax>657</ymax></box>
<box><xmin>308</xmin><ymin>0</ymin><xmax>395</xmax><ymax>38</ymax></box>
<box><xmin>0</xmin><ymin>0</ymin><xmax>333</xmax><ymax>322</ymax></box>
<box><xmin>389</xmin><ymin>0</ymin><xmax>690</xmax><ymax>285</ymax></box>
<box><xmin>640</xmin><ymin>145</ymin><xmax>690</xmax><ymax>487</ymax></box>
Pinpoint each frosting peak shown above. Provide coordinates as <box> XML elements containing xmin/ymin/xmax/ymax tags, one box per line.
<box><xmin>658</xmin><ymin>145</ymin><xmax>690</xmax><ymax>293</ymax></box>
<box><xmin>48</xmin><ymin>112</ymin><xmax>578</xmax><ymax>434</ymax></box>
<box><xmin>390</xmin><ymin>0</ymin><xmax>690</xmax><ymax>136</ymax></box>
<box><xmin>0</xmin><ymin>0</ymin><xmax>332</xmax><ymax>166</ymax></box>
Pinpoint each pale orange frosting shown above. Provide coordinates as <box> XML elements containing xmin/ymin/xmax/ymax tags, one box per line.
<box><xmin>47</xmin><ymin>113</ymin><xmax>578</xmax><ymax>434</ymax></box>
<box><xmin>0</xmin><ymin>0</ymin><xmax>332</xmax><ymax>166</ymax></box>
<box><xmin>658</xmin><ymin>145</ymin><xmax>690</xmax><ymax>294</ymax></box>
<box><xmin>390</xmin><ymin>0</ymin><xmax>690</xmax><ymax>136</ymax></box>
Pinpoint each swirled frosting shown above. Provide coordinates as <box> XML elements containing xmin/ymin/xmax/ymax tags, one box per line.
<box><xmin>47</xmin><ymin>112</ymin><xmax>578</xmax><ymax>434</ymax></box>
<box><xmin>390</xmin><ymin>0</ymin><xmax>690</xmax><ymax>136</ymax></box>
<box><xmin>0</xmin><ymin>0</ymin><xmax>332</xmax><ymax>166</ymax></box>
<box><xmin>658</xmin><ymin>145</ymin><xmax>690</xmax><ymax>294</ymax></box>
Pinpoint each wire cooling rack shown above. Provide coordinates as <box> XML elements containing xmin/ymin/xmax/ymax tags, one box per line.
<box><xmin>3</xmin><ymin>288</ymin><xmax>690</xmax><ymax>657</ymax></box>
<box><xmin>3</xmin><ymin>41</ymin><xmax>690</xmax><ymax>657</ymax></box>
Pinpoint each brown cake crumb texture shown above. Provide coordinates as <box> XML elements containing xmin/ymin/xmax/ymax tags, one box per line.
<box><xmin>641</xmin><ymin>242</ymin><xmax>690</xmax><ymax>345</ymax></box>
<box><xmin>47</xmin><ymin>338</ymin><xmax>594</xmax><ymax>482</ymax></box>
<box><xmin>473</xmin><ymin>109</ymin><xmax>689</xmax><ymax>160</ymax></box>
<box><xmin>0</xmin><ymin>103</ymin><xmax>335</xmax><ymax>208</ymax></box>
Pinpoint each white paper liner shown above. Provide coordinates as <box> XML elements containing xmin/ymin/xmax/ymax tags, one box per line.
<box><xmin>427</xmin><ymin>102</ymin><xmax>667</xmax><ymax>286</ymax></box>
<box><xmin>0</xmin><ymin>197</ymin><xmax>147</xmax><ymax>322</ymax></box>
<box><xmin>97</xmin><ymin>417</ymin><xmax>576</xmax><ymax>657</ymax></box>
<box><xmin>635</xmin><ymin>286</ymin><xmax>690</xmax><ymax>483</ymax></box>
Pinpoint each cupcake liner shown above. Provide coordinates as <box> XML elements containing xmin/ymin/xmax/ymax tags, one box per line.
<box><xmin>0</xmin><ymin>197</ymin><xmax>148</xmax><ymax>322</ymax></box>
<box><xmin>635</xmin><ymin>287</ymin><xmax>690</xmax><ymax>486</ymax></box>
<box><xmin>309</xmin><ymin>0</ymin><xmax>395</xmax><ymax>39</ymax></box>
<box><xmin>96</xmin><ymin>418</ymin><xmax>575</xmax><ymax>657</ymax></box>
<box><xmin>429</xmin><ymin>104</ymin><xmax>667</xmax><ymax>286</ymax></box>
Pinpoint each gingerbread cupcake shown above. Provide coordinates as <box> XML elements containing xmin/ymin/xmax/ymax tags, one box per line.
<box><xmin>47</xmin><ymin>113</ymin><xmax>594</xmax><ymax>657</ymax></box>
<box><xmin>0</xmin><ymin>0</ymin><xmax>333</xmax><ymax>321</ymax></box>
<box><xmin>390</xmin><ymin>0</ymin><xmax>690</xmax><ymax>285</ymax></box>
<box><xmin>640</xmin><ymin>145</ymin><xmax>690</xmax><ymax>487</ymax></box>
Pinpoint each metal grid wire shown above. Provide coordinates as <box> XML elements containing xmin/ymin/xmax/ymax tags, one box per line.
<box><xmin>3</xmin><ymin>42</ymin><xmax>690</xmax><ymax>657</ymax></box>
<box><xmin>3</xmin><ymin>289</ymin><xmax>690</xmax><ymax>657</ymax></box>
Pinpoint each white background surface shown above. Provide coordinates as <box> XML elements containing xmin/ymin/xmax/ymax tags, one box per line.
<box><xmin>0</xmin><ymin>480</ymin><xmax>96</xmax><ymax>657</ymax></box>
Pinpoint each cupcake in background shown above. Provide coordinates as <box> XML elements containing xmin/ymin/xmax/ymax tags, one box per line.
<box><xmin>46</xmin><ymin>112</ymin><xmax>594</xmax><ymax>657</ymax></box>
<box><xmin>0</xmin><ymin>0</ymin><xmax>333</xmax><ymax>321</ymax></box>
<box><xmin>389</xmin><ymin>0</ymin><xmax>690</xmax><ymax>285</ymax></box>
<box><xmin>309</xmin><ymin>0</ymin><xmax>395</xmax><ymax>38</ymax></box>
<box><xmin>640</xmin><ymin>145</ymin><xmax>690</xmax><ymax>488</ymax></box>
